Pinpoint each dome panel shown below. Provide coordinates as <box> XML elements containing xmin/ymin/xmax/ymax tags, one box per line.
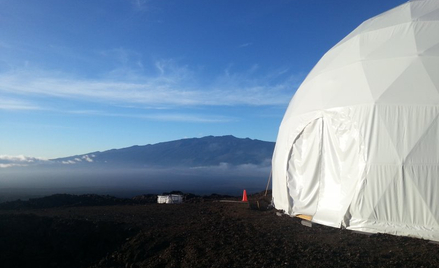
<box><xmin>359</xmin><ymin>23</ymin><xmax>415</xmax><ymax>59</ymax></box>
<box><xmin>320</xmin><ymin>62</ymin><xmax>375</xmax><ymax>109</ymax></box>
<box><xmin>362</xmin><ymin>23</ymin><xmax>418</xmax><ymax>60</ymax></box>
<box><xmin>361</xmin><ymin>57</ymin><xmax>416</xmax><ymax>100</ymax></box>
<box><xmin>423</xmin><ymin>43</ymin><xmax>439</xmax><ymax>56</ymax></box>
<box><xmin>352</xmin><ymin>165</ymin><xmax>401</xmax><ymax>221</ymax></box>
<box><xmin>406</xmin><ymin>165</ymin><xmax>439</xmax><ymax>226</ymax></box>
<box><xmin>306</xmin><ymin>36</ymin><xmax>361</xmax><ymax>81</ymax></box>
<box><xmin>413</xmin><ymin>22</ymin><xmax>439</xmax><ymax>53</ymax></box>
<box><xmin>410</xmin><ymin>0</ymin><xmax>439</xmax><ymax>21</ymax></box>
<box><xmin>286</xmin><ymin>78</ymin><xmax>324</xmax><ymax>115</ymax></box>
<box><xmin>419</xmin><ymin>57</ymin><xmax>439</xmax><ymax>93</ymax></box>
<box><xmin>418</xmin><ymin>7</ymin><xmax>439</xmax><ymax>21</ymax></box>
<box><xmin>405</xmin><ymin>112</ymin><xmax>439</xmax><ymax>163</ymax></box>
<box><xmin>368</xmin><ymin>108</ymin><xmax>402</xmax><ymax>163</ymax></box>
<box><xmin>376</xmin><ymin>105</ymin><xmax>439</xmax><ymax>162</ymax></box>
<box><xmin>369</xmin><ymin>168</ymin><xmax>436</xmax><ymax>225</ymax></box>
<box><xmin>376</xmin><ymin>58</ymin><xmax>439</xmax><ymax>104</ymax></box>
<box><xmin>340</xmin><ymin>3</ymin><xmax>411</xmax><ymax>45</ymax></box>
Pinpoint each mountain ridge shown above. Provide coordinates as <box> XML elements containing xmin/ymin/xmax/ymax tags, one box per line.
<box><xmin>52</xmin><ymin>135</ymin><xmax>275</xmax><ymax>167</ymax></box>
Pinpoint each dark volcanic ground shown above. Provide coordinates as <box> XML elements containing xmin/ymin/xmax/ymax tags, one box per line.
<box><xmin>1</xmin><ymin>193</ymin><xmax>439</xmax><ymax>268</ymax></box>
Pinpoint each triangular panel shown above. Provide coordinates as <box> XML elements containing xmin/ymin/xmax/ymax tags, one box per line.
<box><xmin>321</xmin><ymin>62</ymin><xmax>375</xmax><ymax>109</ymax></box>
<box><xmin>367</xmin><ymin>106</ymin><xmax>401</xmax><ymax>164</ymax></box>
<box><xmin>405</xmin><ymin>112</ymin><xmax>439</xmax><ymax>164</ymax></box>
<box><xmin>423</xmin><ymin>42</ymin><xmax>439</xmax><ymax>56</ymax></box>
<box><xmin>369</xmin><ymin>166</ymin><xmax>436</xmax><ymax>225</ymax></box>
<box><xmin>376</xmin><ymin>58</ymin><xmax>439</xmax><ymax>104</ymax></box>
<box><xmin>419</xmin><ymin>56</ymin><xmax>439</xmax><ymax>93</ymax></box>
<box><xmin>413</xmin><ymin>22</ymin><xmax>439</xmax><ymax>53</ymax></box>
<box><xmin>287</xmin><ymin>77</ymin><xmax>325</xmax><ymax>115</ymax></box>
<box><xmin>357</xmin><ymin>4</ymin><xmax>412</xmax><ymax>35</ymax></box>
<box><xmin>361</xmin><ymin>57</ymin><xmax>415</xmax><ymax>100</ymax></box>
<box><xmin>338</xmin><ymin>3</ymin><xmax>411</xmax><ymax>47</ymax></box>
<box><xmin>364</xmin><ymin>23</ymin><xmax>417</xmax><ymax>60</ymax></box>
<box><xmin>405</xmin><ymin>165</ymin><xmax>439</xmax><ymax>226</ymax></box>
<box><xmin>377</xmin><ymin>105</ymin><xmax>439</xmax><ymax>161</ymax></box>
<box><xmin>352</xmin><ymin>165</ymin><xmax>400</xmax><ymax>221</ymax></box>
<box><xmin>414</xmin><ymin>3</ymin><xmax>439</xmax><ymax>21</ymax></box>
<box><xmin>308</xmin><ymin>36</ymin><xmax>361</xmax><ymax>80</ymax></box>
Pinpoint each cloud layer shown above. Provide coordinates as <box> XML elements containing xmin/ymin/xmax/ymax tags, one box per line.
<box><xmin>0</xmin><ymin>155</ymin><xmax>49</xmax><ymax>168</ymax></box>
<box><xmin>0</xmin><ymin>59</ymin><xmax>300</xmax><ymax>110</ymax></box>
<box><xmin>61</xmin><ymin>155</ymin><xmax>95</xmax><ymax>164</ymax></box>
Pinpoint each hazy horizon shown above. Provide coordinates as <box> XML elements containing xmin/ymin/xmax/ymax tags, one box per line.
<box><xmin>0</xmin><ymin>135</ymin><xmax>273</xmax><ymax>201</ymax></box>
<box><xmin>0</xmin><ymin>162</ymin><xmax>271</xmax><ymax>202</ymax></box>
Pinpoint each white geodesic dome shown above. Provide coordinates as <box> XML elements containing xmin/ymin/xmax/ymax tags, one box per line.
<box><xmin>272</xmin><ymin>0</ymin><xmax>439</xmax><ymax>241</ymax></box>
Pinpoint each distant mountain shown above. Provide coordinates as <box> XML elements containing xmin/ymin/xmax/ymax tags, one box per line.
<box><xmin>52</xmin><ymin>135</ymin><xmax>275</xmax><ymax>167</ymax></box>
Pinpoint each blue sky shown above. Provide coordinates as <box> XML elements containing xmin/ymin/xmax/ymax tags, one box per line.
<box><xmin>0</xmin><ymin>0</ymin><xmax>407</xmax><ymax>159</ymax></box>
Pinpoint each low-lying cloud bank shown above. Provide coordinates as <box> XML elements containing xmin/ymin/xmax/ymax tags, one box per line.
<box><xmin>61</xmin><ymin>154</ymin><xmax>96</xmax><ymax>164</ymax></box>
<box><xmin>0</xmin><ymin>160</ymin><xmax>271</xmax><ymax>201</ymax></box>
<box><xmin>0</xmin><ymin>155</ymin><xmax>49</xmax><ymax>168</ymax></box>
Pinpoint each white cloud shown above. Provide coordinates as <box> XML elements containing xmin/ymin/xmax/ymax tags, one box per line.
<box><xmin>0</xmin><ymin>155</ymin><xmax>47</xmax><ymax>162</ymax></box>
<box><xmin>140</xmin><ymin>114</ymin><xmax>234</xmax><ymax>123</ymax></box>
<box><xmin>131</xmin><ymin>0</ymin><xmax>149</xmax><ymax>12</ymax></box>
<box><xmin>239</xmin><ymin>43</ymin><xmax>253</xmax><ymax>48</ymax></box>
<box><xmin>82</xmin><ymin>155</ymin><xmax>94</xmax><ymax>162</ymax></box>
<box><xmin>61</xmin><ymin>155</ymin><xmax>95</xmax><ymax>164</ymax></box>
<box><xmin>0</xmin><ymin>163</ymin><xmax>25</xmax><ymax>168</ymax></box>
<box><xmin>189</xmin><ymin>162</ymin><xmax>271</xmax><ymax>173</ymax></box>
<box><xmin>66</xmin><ymin>109</ymin><xmax>235</xmax><ymax>123</ymax></box>
<box><xmin>0</xmin><ymin>98</ymin><xmax>41</xmax><ymax>110</ymax></box>
<box><xmin>0</xmin><ymin>155</ymin><xmax>49</xmax><ymax>168</ymax></box>
<box><xmin>0</xmin><ymin>60</ymin><xmax>301</xmax><ymax>112</ymax></box>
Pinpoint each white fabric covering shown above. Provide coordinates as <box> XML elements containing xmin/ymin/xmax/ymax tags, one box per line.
<box><xmin>272</xmin><ymin>0</ymin><xmax>439</xmax><ymax>241</ymax></box>
<box><xmin>157</xmin><ymin>195</ymin><xmax>183</xmax><ymax>204</ymax></box>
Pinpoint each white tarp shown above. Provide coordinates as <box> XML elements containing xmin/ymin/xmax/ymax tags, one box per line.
<box><xmin>272</xmin><ymin>0</ymin><xmax>439</xmax><ymax>241</ymax></box>
<box><xmin>157</xmin><ymin>194</ymin><xmax>183</xmax><ymax>204</ymax></box>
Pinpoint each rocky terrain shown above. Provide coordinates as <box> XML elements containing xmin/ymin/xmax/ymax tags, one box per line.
<box><xmin>1</xmin><ymin>192</ymin><xmax>439</xmax><ymax>268</ymax></box>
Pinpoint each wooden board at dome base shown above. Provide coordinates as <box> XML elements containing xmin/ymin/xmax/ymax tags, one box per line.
<box><xmin>296</xmin><ymin>214</ymin><xmax>312</xmax><ymax>221</ymax></box>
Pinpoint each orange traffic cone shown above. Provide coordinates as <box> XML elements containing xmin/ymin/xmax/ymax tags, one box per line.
<box><xmin>242</xmin><ymin>189</ymin><xmax>248</xmax><ymax>202</ymax></box>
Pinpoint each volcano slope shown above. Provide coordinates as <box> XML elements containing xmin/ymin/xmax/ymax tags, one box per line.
<box><xmin>1</xmin><ymin>193</ymin><xmax>439</xmax><ymax>268</ymax></box>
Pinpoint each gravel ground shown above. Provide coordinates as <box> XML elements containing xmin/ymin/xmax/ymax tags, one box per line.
<box><xmin>1</xmin><ymin>193</ymin><xmax>439</xmax><ymax>268</ymax></box>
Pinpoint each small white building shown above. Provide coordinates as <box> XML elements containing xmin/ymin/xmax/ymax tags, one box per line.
<box><xmin>157</xmin><ymin>194</ymin><xmax>183</xmax><ymax>204</ymax></box>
